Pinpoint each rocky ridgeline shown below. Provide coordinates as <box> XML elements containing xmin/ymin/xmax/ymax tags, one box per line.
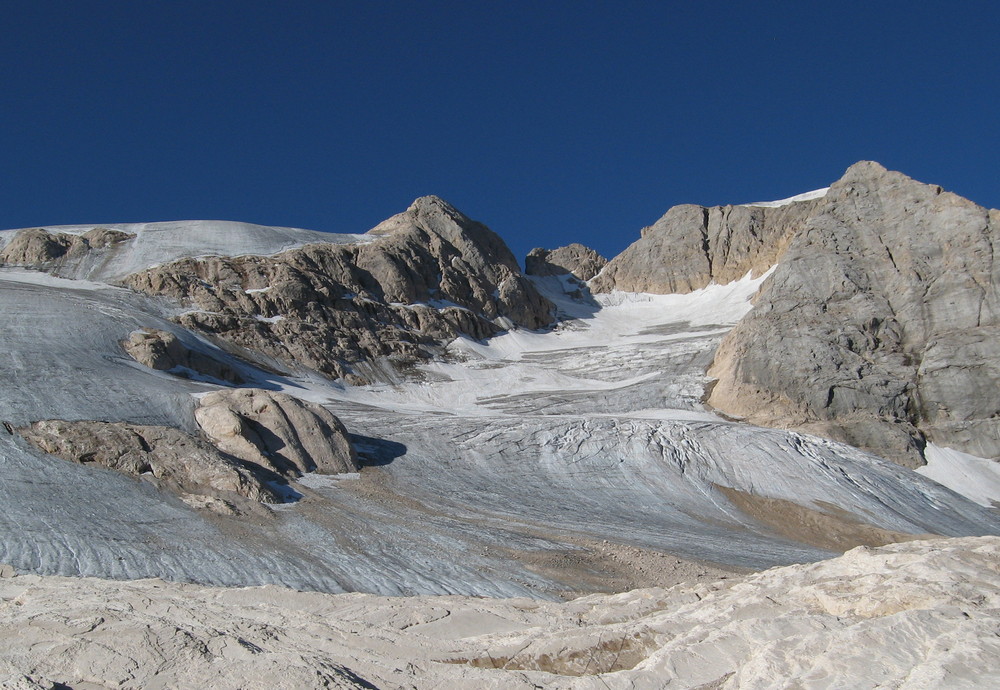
<box><xmin>120</xmin><ymin>196</ymin><xmax>553</xmax><ymax>382</ymax></box>
<box><xmin>593</xmin><ymin>161</ymin><xmax>1000</xmax><ymax>467</ymax></box>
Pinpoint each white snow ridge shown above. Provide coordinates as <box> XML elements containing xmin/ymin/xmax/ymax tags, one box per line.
<box><xmin>744</xmin><ymin>186</ymin><xmax>830</xmax><ymax>207</ymax></box>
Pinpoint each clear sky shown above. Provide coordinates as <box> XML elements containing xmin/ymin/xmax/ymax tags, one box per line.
<box><xmin>3</xmin><ymin>1</ymin><xmax>997</xmax><ymax>263</ymax></box>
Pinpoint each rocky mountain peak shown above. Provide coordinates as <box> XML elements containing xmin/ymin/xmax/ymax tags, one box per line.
<box><xmin>113</xmin><ymin>198</ymin><xmax>553</xmax><ymax>383</ymax></box>
<box><xmin>827</xmin><ymin>160</ymin><xmax>948</xmax><ymax>203</ymax></box>
<box><xmin>406</xmin><ymin>194</ymin><xmax>464</xmax><ymax>216</ymax></box>
<box><xmin>840</xmin><ymin>159</ymin><xmax>889</xmax><ymax>180</ymax></box>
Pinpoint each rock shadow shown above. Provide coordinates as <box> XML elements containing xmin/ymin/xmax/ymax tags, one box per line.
<box><xmin>349</xmin><ymin>433</ymin><xmax>407</xmax><ymax>467</ymax></box>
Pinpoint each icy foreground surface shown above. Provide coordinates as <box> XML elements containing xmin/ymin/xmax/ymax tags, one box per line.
<box><xmin>3</xmin><ymin>536</ymin><xmax>998</xmax><ymax>689</ymax></box>
<box><xmin>1</xmin><ymin>266</ymin><xmax>999</xmax><ymax>598</ymax></box>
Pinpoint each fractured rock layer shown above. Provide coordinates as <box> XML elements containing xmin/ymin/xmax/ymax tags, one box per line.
<box><xmin>1</xmin><ymin>536</ymin><xmax>997</xmax><ymax>688</ymax></box>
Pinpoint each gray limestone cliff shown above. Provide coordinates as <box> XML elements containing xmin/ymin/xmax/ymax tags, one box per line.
<box><xmin>120</xmin><ymin>197</ymin><xmax>554</xmax><ymax>382</ymax></box>
<box><xmin>706</xmin><ymin>162</ymin><xmax>1000</xmax><ymax>467</ymax></box>
<box><xmin>590</xmin><ymin>196</ymin><xmax>822</xmax><ymax>294</ymax></box>
<box><xmin>591</xmin><ymin>162</ymin><xmax>1000</xmax><ymax>468</ymax></box>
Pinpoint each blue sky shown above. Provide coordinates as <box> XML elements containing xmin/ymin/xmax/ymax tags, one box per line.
<box><xmin>2</xmin><ymin>1</ymin><xmax>997</xmax><ymax>263</ymax></box>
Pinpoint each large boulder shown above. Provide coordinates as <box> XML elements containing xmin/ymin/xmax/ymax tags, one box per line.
<box><xmin>195</xmin><ymin>388</ymin><xmax>357</xmax><ymax>477</ymax></box>
<box><xmin>123</xmin><ymin>329</ymin><xmax>246</xmax><ymax>384</ymax></box>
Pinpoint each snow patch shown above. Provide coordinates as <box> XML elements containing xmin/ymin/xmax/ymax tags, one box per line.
<box><xmin>919</xmin><ymin>444</ymin><xmax>1000</xmax><ymax>507</ymax></box>
<box><xmin>744</xmin><ymin>187</ymin><xmax>830</xmax><ymax>208</ymax></box>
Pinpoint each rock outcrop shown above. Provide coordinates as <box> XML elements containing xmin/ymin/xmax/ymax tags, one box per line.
<box><xmin>0</xmin><ymin>227</ymin><xmax>133</xmax><ymax>266</ymax></box>
<box><xmin>19</xmin><ymin>420</ymin><xmax>281</xmax><ymax>504</ymax></box>
<box><xmin>122</xmin><ymin>197</ymin><xmax>554</xmax><ymax>382</ymax></box>
<box><xmin>525</xmin><ymin>243</ymin><xmax>607</xmax><ymax>281</ymax></box>
<box><xmin>708</xmin><ymin>162</ymin><xmax>1000</xmax><ymax>466</ymax></box>
<box><xmin>195</xmin><ymin>388</ymin><xmax>357</xmax><ymax>477</ymax></box>
<box><xmin>123</xmin><ymin>329</ymin><xmax>246</xmax><ymax>384</ymax></box>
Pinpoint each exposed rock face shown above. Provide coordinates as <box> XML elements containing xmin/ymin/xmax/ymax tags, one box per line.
<box><xmin>590</xmin><ymin>196</ymin><xmax>822</xmax><ymax>293</ymax></box>
<box><xmin>19</xmin><ymin>420</ymin><xmax>280</xmax><ymax>504</ymax></box>
<box><xmin>1</xmin><ymin>536</ymin><xmax>998</xmax><ymax>689</ymax></box>
<box><xmin>0</xmin><ymin>227</ymin><xmax>133</xmax><ymax>266</ymax></box>
<box><xmin>195</xmin><ymin>388</ymin><xmax>357</xmax><ymax>476</ymax></box>
<box><xmin>708</xmin><ymin>162</ymin><xmax>1000</xmax><ymax>466</ymax></box>
<box><xmin>123</xmin><ymin>329</ymin><xmax>246</xmax><ymax>384</ymax></box>
<box><xmin>525</xmin><ymin>243</ymin><xmax>607</xmax><ymax>281</ymax></box>
<box><xmin>123</xmin><ymin>197</ymin><xmax>553</xmax><ymax>382</ymax></box>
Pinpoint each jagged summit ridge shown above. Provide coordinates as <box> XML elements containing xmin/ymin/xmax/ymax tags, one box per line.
<box><xmin>0</xmin><ymin>197</ymin><xmax>554</xmax><ymax>383</ymax></box>
<box><xmin>589</xmin><ymin>182</ymin><xmax>822</xmax><ymax>294</ymax></box>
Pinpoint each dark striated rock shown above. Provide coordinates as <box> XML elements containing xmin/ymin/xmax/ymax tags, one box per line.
<box><xmin>122</xmin><ymin>197</ymin><xmax>554</xmax><ymax>382</ymax></box>
<box><xmin>525</xmin><ymin>244</ymin><xmax>608</xmax><ymax>281</ymax></box>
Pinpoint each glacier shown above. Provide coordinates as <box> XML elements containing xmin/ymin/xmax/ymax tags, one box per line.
<box><xmin>3</xmin><ymin>248</ymin><xmax>998</xmax><ymax>599</ymax></box>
